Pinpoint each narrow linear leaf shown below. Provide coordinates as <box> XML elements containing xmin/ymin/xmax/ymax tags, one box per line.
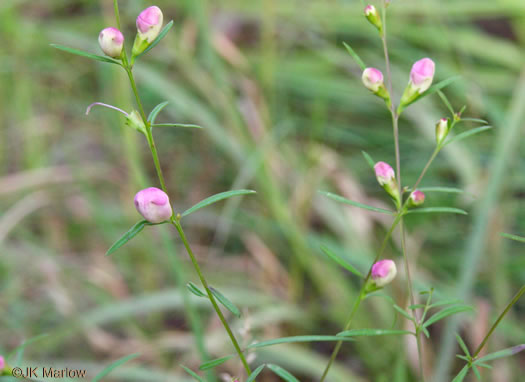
<box><xmin>401</xmin><ymin>76</ymin><xmax>461</xmax><ymax>110</ymax></box>
<box><xmin>136</xmin><ymin>20</ymin><xmax>174</xmax><ymax>59</ymax></box>
<box><xmin>500</xmin><ymin>232</ymin><xmax>525</xmax><ymax>243</ymax></box>
<box><xmin>445</xmin><ymin>125</ymin><xmax>493</xmax><ymax>146</ymax></box>
<box><xmin>472</xmin><ymin>365</ymin><xmax>481</xmax><ymax>380</ymax></box>
<box><xmin>267</xmin><ymin>364</ymin><xmax>300</xmax><ymax>382</ymax></box>
<box><xmin>422</xmin><ymin>327</ymin><xmax>430</xmax><ymax>338</ymax></box>
<box><xmin>437</xmin><ymin>90</ymin><xmax>454</xmax><ymax>116</ymax></box>
<box><xmin>106</xmin><ymin>220</ymin><xmax>149</xmax><ymax>256</ymax></box>
<box><xmin>456</xmin><ymin>355</ymin><xmax>470</xmax><ymax>362</ymax></box>
<box><xmin>92</xmin><ymin>353</ymin><xmax>140</xmax><ymax>382</ymax></box>
<box><xmin>475</xmin><ymin>344</ymin><xmax>525</xmax><ymax>363</ymax></box>
<box><xmin>320</xmin><ymin>245</ymin><xmax>362</xmax><ymax>277</ymax></box>
<box><xmin>8</xmin><ymin>333</ymin><xmax>50</xmax><ymax>361</ymax></box>
<box><xmin>451</xmin><ymin>365</ymin><xmax>470</xmax><ymax>382</ymax></box>
<box><xmin>475</xmin><ymin>362</ymin><xmax>492</xmax><ymax>369</ymax></box>
<box><xmin>248</xmin><ymin>335</ymin><xmax>355</xmax><ymax>350</ymax></box>
<box><xmin>210</xmin><ymin>287</ymin><xmax>241</xmax><ymax>318</ymax></box>
<box><xmin>458</xmin><ymin>118</ymin><xmax>489</xmax><ymax>125</ymax></box>
<box><xmin>181</xmin><ymin>190</ymin><xmax>256</xmax><ymax>217</ymax></box>
<box><xmin>247</xmin><ymin>365</ymin><xmax>266</xmax><ymax>382</ymax></box>
<box><xmin>51</xmin><ymin>44</ymin><xmax>121</xmax><ymax>65</ymax></box>
<box><xmin>408</xmin><ymin>304</ymin><xmax>425</xmax><ymax>310</ymax></box>
<box><xmin>393</xmin><ymin>305</ymin><xmax>416</xmax><ymax>322</ymax></box>
<box><xmin>199</xmin><ymin>355</ymin><xmax>233</xmax><ymax>371</ymax></box>
<box><xmin>423</xmin><ymin>306</ymin><xmax>473</xmax><ymax>328</ymax></box>
<box><xmin>338</xmin><ymin>329</ymin><xmax>414</xmax><ymax>337</ymax></box>
<box><xmin>456</xmin><ymin>334</ymin><xmax>471</xmax><ymax>357</ymax></box>
<box><xmin>429</xmin><ymin>299</ymin><xmax>464</xmax><ymax>308</ymax></box>
<box><xmin>187</xmin><ymin>282</ymin><xmax>207</xmax><ymax>298</ymax></box>
<box><xmin>319</xmin><ymin>191</ymin><xmax>394</xmax><ymax>215</ymax></box>
<box><xmin>416</xmin><ymin>187</ymin><xmax>464</xmax><ymax>194</ymax></box>
<box><xmin>342</xmin><ymin>42</ymin><xmax>366</xmax><ymax>70</ymax></box>
<box><xmin>148</xmin><ymin>101</ymin><xmax>169</xmax><ymax>124</ymax></box>
<box><xmin>362</xmin><ymin>150</ymin><xmax>375</xmax><ymax>169</ymax></box>
<box><xmin>181</xmin><ymin>365</ymin><xmax>205</xmax><ymax>382</ymax></box>
<box><xmin>406</xmin><ymin>207</ymin><xmax>467</xmax><ymax>215</ymax></box>
<box><xmin>153</xmin><ymin>123</ymin><xmax>203</xmax><ymax>129</ymax></box>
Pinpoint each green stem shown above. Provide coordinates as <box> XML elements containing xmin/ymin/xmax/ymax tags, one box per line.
<box><xmin>172</xmin><ymin>220</ymin><xmax>252</xmax><ymax>376</ymax></box>
<box><xmin>319</xmin><ymin>212</ymin><xmax>403</xmax><ymax>382</ymax></box>
<box><xmin>473</xmin><ymin>285</ymin><xmax>525</xmax><ymax>359</ymax></box>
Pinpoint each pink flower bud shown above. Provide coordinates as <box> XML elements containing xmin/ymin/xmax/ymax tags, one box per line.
<box><xmin>409</xmin><ymin>190</ymin><xmax>425</xmax><ymax>207</ymax></box>
<box><xmin>364</xmin><ymin>5</ymin><xmax>382</xmax><ymax>32</ymax></box>
<box><xmin>98</xmin><ymin>27</ymin><xmax>124</xmax><ymax>58</ymax></box>
<box><xmin>362</xmin><ymin>68</ymin><xmax>384</xmax><ymax>93</ymax></box>
<box><xmin>435</xmin><ymin>118</ymin><xmax>449</xmax><ymax>145</ymax></box>
<box><xmin>371</xmin><ymin>259</ymin><xmax>397</xmax><ymax>287</ymax></box>
<box><xmin>0</xmin><ymin>355</ymin><xmax>4</xmax><ymax>370</ymax></box>
<box><xmin>410</xmin><ymin>58</ymin><xmax>435</xmax><ymax>93</ymax></box>
<box><xmin>134</xmin><ymin>187</ymin><xmax>172</xmax><ymax>223</ymax></box>
<box><xmin>136</xmin><ymin>6</ymin><xmax>164</xmax><ymax>43</ymax></box>
<box><xmin>374</xmin><ymin>161</ymin><xmax>395</xmax><ymax>186</ymax></box>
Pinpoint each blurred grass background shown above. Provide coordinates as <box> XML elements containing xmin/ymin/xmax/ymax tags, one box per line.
<box><xmin>1</xmin><ymin>0</ymin><xmax>525</xmax><ymax>381</ymax></box>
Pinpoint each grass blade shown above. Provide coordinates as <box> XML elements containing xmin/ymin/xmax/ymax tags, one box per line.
<box><xmin>320</xmin><ymin>245</ymin><xmax>362</xmax><ymax>277</ymax></box>
<box><xmin>210</xmin><ymin>287</ymin><xmax>241</xmax><ymax>318</ymax></box>
<box><xmin>51</xmin><ymin>44</ymin><xmax>121</xmax><ymax>65</ymax></box>
<box><xmin>247</xmin><ymin>335</ymin><xmax>355</xmax><ymax>350</ymax></box>
<box><xmin>199</xmin><ymin>355</ymin><xmax>233</xmax><ymax>370</ymax></box>
<box><xmin>136</xmin><ymin>20</ymin><xmax>174</xmax><ymax>59</ymax></box>
<box><xmin>337</xmin><ymin>329</ymin><xmax>414</xmax><ymax>337</ymax></box>
<box><xmin>181</xmin><ymin>190</ymin><xmax>256</xmax><ymax>217</ymax></box>
<box><xmin>92</xmin><ymin>353</ymin><xmax>140</xmax><ymax>382</ymax></box>
<box><xmin>8</xmin><ymin>333</ymin><xmax>49</xmax><ymax>361</ymax></box>
<box><xmin>267</xmin><ymin>364</ymin><xmax>300</xmax><ymax>382</ymax></box>
<box><xmin>181</xmin><ymin>365</ymin><xmax>205</xmax><ymax>382</ymax></box>
<box><xmin>147</xmin><ymin>101</ymin><xmax>169</xmax><ymax>124</ymax></box>
<box><xmin>319</xmin><ymin>191</ymin><xmax>394</xmax><ymax>215</ymax></box>
<box><xmin>342</xmin><ymin>42</ymin><xmax>366</xmax><ymax>70</ymax></box>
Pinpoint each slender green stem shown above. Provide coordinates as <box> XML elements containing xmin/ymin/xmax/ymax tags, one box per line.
<box><xmin>113</xmin><ymin>0</ymin><xmax>121</xmax><ymax>30</ymax></box>
<box><xmin>172</xmin><ymin>220</ymin><xmax>252</xmax><ymax>376</ymax></box>
<box><xmin>473</xmin><ymin>285</ymin><xmax>525</xmax><ymax>358</ymax></box>
<box><xmin>319</xmin><ymin>212</ymin><xmax>403</xmax><ymax>382</ymax></box>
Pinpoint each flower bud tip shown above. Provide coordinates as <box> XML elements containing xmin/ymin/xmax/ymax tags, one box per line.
<box><xmin>98</xmin><ymin>27</ymin><xmax>124</xmax><ymax>58</ymax></box>
<box><xmin>134</xmin><ymin>187</ymin><xmax>173</xmax><ymax>223</ymax></box>
<box><xmin>372</xmin><ymin>260</ymin><xmax>397</xmax><ymax>287</ymax></box>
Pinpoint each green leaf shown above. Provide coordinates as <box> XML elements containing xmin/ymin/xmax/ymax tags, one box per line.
<box><xmin>337</xmin><ymin>329</ymin><xmax>414</xmax><ymax>337</ymax></box>
<box><xmin>416</xmin><ymin>187</ymin><xmax>464</xmax><ymax>194</ymax></box>
<box><xmin>423</xmin><ymin>306</ymin><xmax>473</xmax><ymax>328</ymax></box>
<box><xmin>51</xmin><ymin>44</ymin><xmax>122</xmax><ymax>66</ymax></box>
<box><xmin>153</xmin><ymin>123</ymin><xmax>203</xmax><ymax>129</ymax></box>
<box><xmin>247</xmin><ymin>335</ymin><xmax>355</xmax><ymax>350</ymax></box>
<box><xmin>92</xmin><ymin>353</ymin><xmax>140</xmax><ymax>382</ymax></box>
<box><xmin>406</xmin><ymin>207</ymin><xmax>468</xmax><ymax>215</ymax></box>
<box><xmin>247</xmin><ymin>365</ymin><xmax>266</xmax><ymax>382</ymax></box>
<box><xmin>393</xmin><ymin>305</ymin><xmax>416</xmax><ymax>322</ymax></box>
<box><xmin>362</xmin><ymin>150</ymin><xmax>375</xmax><ymax>169</ymax></box>
<box><xmin>401</xmin><ymin>76</ymin><xmax>461</xmax><ymax>110</ymax></box>
<box><xmin>106</xmin><ymin>220</ymin><xmax>152</xmax><ymax>256</ymax></box>
<box><xmin>472</xmin><ymin>365</ymin><xmax>481</xmax><ymax>380</ymax></box>
<box><xmin>458</xmin><ymin>118</ymin><xmax>489</xmax><ymax>125</ymax></box>
<box><xmin>437</xmin><ymin>90</ymin><xmax>454</xmax><ymax>116</ymax></box>
<box><xmin>456</xmin><ymin>334</ymin><xmax>471</xmax><ymax>357</ymax></box>
<box><xmin>452</xmin><ymin>365</ymin><xmax>470</xmax><ymax>382</ymax></box>
<box><xmin>187</xmin><ymin>282</ymin><xmax>207</xmax><ymax>298</ymax></box>
<box><xmin>319</xmin><ymin>191</ymin><xmax>394</xmax><ymax>215</ymax></box>
<box><xmin>320</xmin><ymin>245</ymin><xmax>362</xmax><ymax>277</ymax></box>
<box><xmin>8</xmin><ymin>333</ymin><xmax>50</xmax><ymax>361</ymax></box>
<box><xmin>475</xmin><ymin>344</ymin><xmax>525</xmax><ymax>363</ymax></box>
<box><xmin>429</xmin><ymin>299</ymin><xmax>464</xmax><ymax>309</ymax></box>
<box><xmin>147</xmin><ymin>101</ymin><xmax>169</xmax><ymax>124</ymax></box>
<box><xmin>181</xmin><ymin>190</ymin><xmax>256</xmax><ymax>218</ymax></box>
<box><xmin>199</xmin><ymin>355</ymin><xmax>233</xmax><ymax>370</ymax></box>
<box><xmin>445</xmin><ymin>125</ymin><xmax>493</xmax><ymax>146</ymax></box>
<box><xmin>475</xmin><ymin>362</ymin><xmax>492</xmax><ymax>369</ymax></box>
<box><xmin>456</xmin><ymin>355</ymin><xmax>470</xmax><ymax>362</ymax></box>
<box><xmin>267</xmin><ymin>364</ymin><xmax>300</xmax><ymax>382</ymax></box>
<box><xmin>408</xmin><ymin>304</ymin><xmax>425</xmax><ymax>310</ymax></box>
<box><xmin>136</xmin><ymin>20</ymin><xmax>174</xmax><ymax>59</ymax></box>
<box><xmin>210</xmin><ymin>287</ymin><xmax>241</xmax><ymax>318</ymax></box>
<box><xmin>422</xmin><ymin>327</ymin><xmax>430</xmax><ymax>338</ymax></box>
<box><xmin>342</xmin><ymin>42</ymin><xmax>366</xmax><ymax>70</ymax></box>
<box><xmin>500</xmin><ymin>232</ymin><xmax>525</xmax><ymax>243</ymax></box>
<box><xmin>181</xmin><ymin>365</ymin><xmax>205</xmax><ymax>382</ymax></box>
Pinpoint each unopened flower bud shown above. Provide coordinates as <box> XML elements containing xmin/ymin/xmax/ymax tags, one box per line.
<box><xmin>374</xmin><ymin>161</ymin><xmax>400</xmax><ymax>203</ymax></box>
<box><xmin>399</xmin><ymin>58</ymin><xmax>436</xmax><ymax>110</ymax></box>
<box><xmin>132</xmin><ymin>6</ymin><xmax>164</xmax><ymax>57</ymax></box>
<box><xmin>371</xmin><ymin>259</ymin><xmax>397</xmax><ymax>287</ymax></box>
<box><xmin>435</xmin><ymin>118</ymin><xmax>450</xmax><ymax>145</ymax></box>
<box><xmin>0</xmin><ymin>356</ymin><xmax>4</xmax><ymax>371</ymax></box>
<box><xmin>364</xmin><ymin>5</ymin><xmax>382</xmax><ymax>33</ymax></box>
<box><xmin>98</xmin><ymin>27</ymin><xmax>124</xmax><ymax>58</ymax></box>
<box><xmin>362</xmin><ymin>68</ymin><xmax>390</xmax><ymax>105</ymax></box>
<box><xmin>408</xmin><ymin>190</ymin><xmax>425</xmax><ymax>207</ymax></box>
<box><xmin>134</xmin><ymin>187</ymin><xmax>172</xmax><ymax>223</ymax></box>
